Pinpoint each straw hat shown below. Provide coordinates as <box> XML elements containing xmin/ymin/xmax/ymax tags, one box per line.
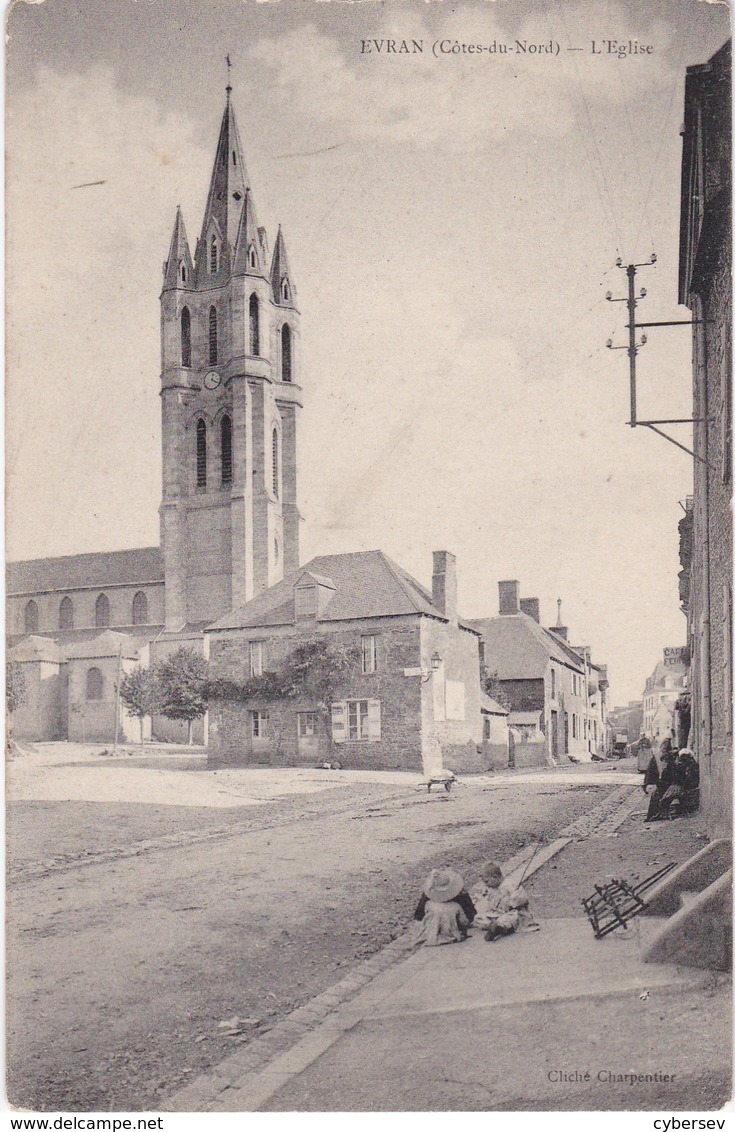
<box><xmin>423</xmin><ymin>867</ymin><xmax>464</xmax><ymax>903</ymax></box>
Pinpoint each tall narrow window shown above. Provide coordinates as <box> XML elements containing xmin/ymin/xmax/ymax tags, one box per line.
<box><xmin>181</xmin><ymin>307</ymin><xmax>191</xmax><ymax>368</ymax></box>
<box><xmin>281</xmin><ymin>324</ymin><xmax>292</xmax><ymax>382</ymax></box>
<box><xmin>272</xmin><ymin>427</ymin><xmax>279</xmax><ymax>497</ymax></box>
<box><xmin>132</xmin><ymin>591</ymin><xmax>148</xmax><ymax>625</ymax></box>
<box><xmin>210</xmin><ymin>236</ymin><xmax>218</xmax><ymax>274</ymax></box>
<box><xmin>209</xmin><ymin>306</ymin><xmax>218</xmax><ymax>365</ymax></box>
<box><xmin>249</xmin><ymin>293</ymin><xmax>260</xmax><ymax>356</ymax></box>
<box><xmin>59</xmin><ymin>596</ymin><xmax>74</xmax><ymax>630</ymax></box>
<box><xmin>95</xmin><ymin>593</ymin><xmax>110</xmax><ymax>628</ymax></box>
<box><xmin>196</xmin><ymin>419</ymin><xmax>207</xmax><ymax>488</ymax></box>
<box><xmin>221</xmin><ymin>415</ymin><xmax>232</xmax><ymax>484</ymax></box>
<box><xmin>86</xmin><ymin>667</ymin><xmax>103</xmax><ymax>701</ymax></box>
<box><xmin>24</xmin><ymin>600</ymin><xmax>39</xmax><ymax>634</ymax></box>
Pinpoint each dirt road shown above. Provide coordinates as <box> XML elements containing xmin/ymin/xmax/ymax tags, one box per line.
<box><xmin>7</xmin><ymin>757</ymin><xmax>627</xmax><ymax>1111</ymax></box>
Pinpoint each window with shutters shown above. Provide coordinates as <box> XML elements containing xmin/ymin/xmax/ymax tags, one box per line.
<box><xmin>331</xmin><ymin>699</ymin><xmax>381</xmax><ymax>742</ymax></box>
<box><xmin>281</xmin><ymin>324</ymin><xmax>292</xmax><ymax>382</ymax></box>
<box><xmin>252</xmin><ymin>710</ymin><xmax>269</xmax><ymax>738</ymax></box>
<box><xmin>59</xmin><ymin>596</ymin><xmax>74</xmax><ymax>630</ymax></box>
<box><xmin>208</xmin><ymin>306</ymin><xmax>218</xmax><ymax>365</ymax></box>
<box><xmin>249</xmin><ymin>293</ymin><xmax>260</xmax><ymax>355</ymax></box>
<box><xmin>196</xmin><ymin>419</ymin><xmax>207</xmax><ymax>488</ymax></box>
<box><xmin>24</xmin><ymin>600</ymin><xmax>39</xmax><ymax>634</ymax></box>
<box><xmin>181</xmin><ymin>307</ymin><xmax>191</xmax><ymax>367</ymax></box>
<box><xmin>95</xmin><ymin>593</ymin><xmax>110</xmax><ymax>628</ymax></box>
<box><xmin>132</xmin><ymin>591</ymin><xmax>148</xmax><ymax>625</ymax></box>
<box><xmin>86</xmin><ymin>667</ymin><xmax>103</xmax><ymax>701</ymax></box>
<box><xmin>221</xmin><ymin>415</ymin><xmax>232</xmax><ymax>484</ymax></box>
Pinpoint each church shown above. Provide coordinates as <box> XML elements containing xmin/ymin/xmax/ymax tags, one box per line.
<box><xmin>8</xmin><ymin>85</ymin><xmax>493</xmax><ymax>772</ymax></box>
<box><xmin>7</xmin><ymin>87</ymin><xmax>303</xmax><ymax>743</ymax></box>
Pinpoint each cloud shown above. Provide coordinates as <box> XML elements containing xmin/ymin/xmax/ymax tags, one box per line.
<box><xmin>249</xmin><ymin>2</ymin><xmax>679</xmax><ymax>152</ymax></box>
<box><xmin>6</xmin><ymin>66</ymin><xmax>210</xmax><ymax>556</ymax></box>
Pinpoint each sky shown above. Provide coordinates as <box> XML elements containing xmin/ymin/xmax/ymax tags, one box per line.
<box><xmin>5</xmin><ymin>0</ymin><xmax>731</xmax><ymax>705</ymax></box>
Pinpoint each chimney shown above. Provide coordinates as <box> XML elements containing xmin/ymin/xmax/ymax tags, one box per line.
<box><xmin>498</xmin><ymin>580</ymin><xmax>520</xmax><ymax>616</ymax></box>
<box><xmin>520</xmin><ymin>597</ymin><xmax>540</xmax><ymax>623</ymax></box>
<box><xmin>549</xmin><ymin>597</ymin><xmax>568</xmax><ymax>640</ymax></box>
<box><xmin>432</xmin><ymin>551</ymin><xmax>458</xmax><ymax>624</ymax></box>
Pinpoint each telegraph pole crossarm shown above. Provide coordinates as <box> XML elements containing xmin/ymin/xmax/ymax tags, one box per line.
<box><xmin>605</xmin><ymin>256</ymin><xmax>715</xmax><ymax>467</ymax></box>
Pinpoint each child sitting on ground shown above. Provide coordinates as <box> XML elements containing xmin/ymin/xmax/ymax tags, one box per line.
<box><xmin>412</xmin><ymin>867</ymin><xmax>476</xmax><ymax>947</ymax></box>
<box><xmin>471</xmin><ymin>860</ymin><xmax>540</xmax><ymax>941</ymax></box>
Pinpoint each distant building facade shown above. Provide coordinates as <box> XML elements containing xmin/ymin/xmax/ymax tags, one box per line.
<box><xmin>469</xmin><ymin>583</ymin><xmax>609</xmax><ymax>765</ymax></box>
<box><xmin>641</xmin><ymin>648</ymin><xmax>689</xmax><ymax>746</ymax></box>
<box><xmin>678</xmin><ymin>40</ymin><xmax>732</xmax><ymax>839</ymax></box>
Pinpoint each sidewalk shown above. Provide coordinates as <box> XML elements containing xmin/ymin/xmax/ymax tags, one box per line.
<box><xmin>166</xmin><ymin>791</ymin><xmax>731</xmax><ymax>1112</ymax></box>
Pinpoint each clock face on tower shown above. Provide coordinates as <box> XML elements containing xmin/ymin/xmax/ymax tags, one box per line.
<box><xmin>204</xmin><ymin>371</ymin><xmax>221</xmax><ymax>390</ymax></box>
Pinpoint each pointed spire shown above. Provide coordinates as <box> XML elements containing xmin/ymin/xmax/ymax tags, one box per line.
<box><xmin>232</xmin><ymin>189</ymin><xmax>267</xmax><ymax>277</ymax></box>
<box><xmin>196</xmin><ymin>95</ymin><xmax>251</xmax><ymax>280</ymax></box>
<box><xmin>163</xmin><ymin>206</ymin><xmax>194</xmax><ymax>291</ymax></box>
<box><xmin>270</xmin><ymin>225</ymin><xmax>296</xmax><ymax>307</ymax></box>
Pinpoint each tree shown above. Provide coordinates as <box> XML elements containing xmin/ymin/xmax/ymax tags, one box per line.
<box><xmin>156</xmin><ymin>647</ymin><xmax>209</xmax><ymax>745</ymax></box>
<box><xmin>6</xmin><ymin>661</ymin><xmax>27</xmax><ymax>716</ymax></box>
<box><xmin>6</xmin><ymin>661</ymin><xmax>27</xmax><ymax>751</ymax></box>
<box><xmin>484</xmin><ymin>670</ymin><xmax>512</xmax><ymax>713</ymax></box>
<box><xmin>119</xmin><ymin>666</ymin><xmax>160</xmax><ymax>750</ymax></box>
<box><xmin>208</xmin><ymin>636</ymin><xmax>359</xmax><ymax>758</ymax></box>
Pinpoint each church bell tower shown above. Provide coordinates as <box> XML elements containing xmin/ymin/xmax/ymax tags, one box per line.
<box><xmin>159</xmin><ymin>87</ymin><xmax>302</xmax><ymax>630</ymax></box>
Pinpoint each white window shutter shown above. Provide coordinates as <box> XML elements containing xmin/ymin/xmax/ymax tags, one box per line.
<box><xmin>331</xmin><ymin>702</ymin><xmax>346</xmax><ymax>744</ymax></box>
<box><xmin>367</xmin><ymin>699</ymin><xmax>382</xmax><ymax>741</ymax></box>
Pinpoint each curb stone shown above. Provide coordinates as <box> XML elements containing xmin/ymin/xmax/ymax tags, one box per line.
<box><xmin>164</xmin><ymin>786</ymin><xmax>634</xmax><ymax>1112</ymax></box>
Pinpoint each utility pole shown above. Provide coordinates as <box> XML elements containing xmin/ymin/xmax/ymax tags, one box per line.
<box><xmin>113</xmin><ymin>642</ymin><xmax>123</xmax><ymax>753</ymax></box>
<box><xmin>606</xmin><ymin>257</ymin><xmax>712</xmax><ymax>466</ymax></box>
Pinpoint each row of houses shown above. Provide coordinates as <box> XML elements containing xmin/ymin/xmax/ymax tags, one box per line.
<box><xmin>8</xmin><ymin>548</ymin><xmax>610</xmax><ymax>773</ymax></box>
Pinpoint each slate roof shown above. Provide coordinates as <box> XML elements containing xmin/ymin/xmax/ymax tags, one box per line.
<box><xmin>481</xmin><ymin>693</ymin><xmax>509</xmax><ymax>716</ymax></box>
<box><xmin>208</xmin><ymin>550</ymin><xmax>475</xmax><ymax>632</ymax></box>
<box><xmin>467</xmin><ymin>612</ymin><xmax>585</xmax><ymax>681</ymax></box>
<box><xmin>6</xmin><ymin>547</ymin><xmax>164</xmax><ymax>595</ymax></box>
<box><xmin>63</xmin><ymin>630</ymin><xmax>143</xmax><ymax>660</ymax></box>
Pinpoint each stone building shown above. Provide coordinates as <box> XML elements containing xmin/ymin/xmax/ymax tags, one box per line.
<box><xmin>7</xmin><ymin>89</ymin><xmax>302</xmax><ymax>744</ymax></box>
<box><xmin>469</xmin><ymin>583</ymin><xmax>609</xmax><ymax>765</ymax></box>
<box><xmin>206</xmin><ymin>550</ymin><xmax>490</xmax><ymax>773</ymax></box>
<box><xmin>641</xmin><ymin>648</ymin><xmax>689</xmax><ymax>746</ymax></box>
<box><xmin>678</xmin><ymin>39</ymin><xmax>732</xmax><ymax>840</ymax></box>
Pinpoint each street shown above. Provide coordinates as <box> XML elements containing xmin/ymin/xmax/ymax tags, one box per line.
<box><xmin>6</xmin><ymin>745</ymin><xmax>634</xmax><ymax>1111</ymax></box>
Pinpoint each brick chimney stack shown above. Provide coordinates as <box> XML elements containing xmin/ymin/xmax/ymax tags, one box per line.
<box><xmin>520</xmin><ymin>597</ymin><xmax>540</xmax><ymax>623</ymax></box>
<box><xmin>498</xmin><ymin>580</ymin><xmax>520</xmax><ymax>616</ymax></box>
<box><xmin>432</xmin><ymin>551</ymin><xmax>458</xmax><ymax>624</ymax></box>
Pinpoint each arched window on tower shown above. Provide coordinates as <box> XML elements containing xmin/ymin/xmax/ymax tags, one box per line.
<box><xmin>86</xmin><ymin>667</ymin><xmax>103</xmax><ymax>701</ymax></box>
<box><xmin>59</xmin><ymin>597</ymin><xmax>74</xmax><ymax>630</ymax></box>
<box><xmin>281</xmin><ymin>324</ymin><xmax>292</xmax><ymax>383</ymax></box>
<box><xmin>24</xmin><ymin>600</ymin><xmax>39</xmax><ymax>634</ymax></box>
<box><xmin>248</xmin><ymin>246</ymin><xmax>257</xmax><ymax>270</ymax></box>
<box><xmin>132</xmin><ymin>591</ymin><xmax>148</xmax><ymax>625</ymax></box>
<box><xmin>210</xmin><ymin>236</ymin><xmax>218</xmax><ymax>274</ymax></box>
<box><xmin>282</xmin><ymin>279</ymin><xmax>290</xmax><ymax>302</ymax></box>
<box><xmin>209</xmin><ymin>306</ymin><xmax>218</xmax><ymax>365</ymax></box>
<box><xmin>196</xmin><ymin>419</ymin><xmax>207</xmax><ymax>488</ymax></box>
<box><xmin>181</xmin><ymin>264</ymin><xmax>187</xmax><ymax>284</ymax></box>
<box><xmin>249</xmin><ymin>293</ymin><xmax>260</xmax><ymax>356</ymax></box>
<box><xmin>272</xmin><ymin>427</ymin><xmax>280</xmax><ymax>498</ymax></box>
<box><xmin>181</xmin><ymin>307</ymin><xmax>191</xmax><ymax>368</ymax></box>
<box><xmin>95</xmin><ymin>593</ymin><xmax>110</xmax><ymax>628</ymax></box>
<box><xmin>221</xmin><ymin>415</ymin><xmax>232</xmax><ymax>485</ymax></box>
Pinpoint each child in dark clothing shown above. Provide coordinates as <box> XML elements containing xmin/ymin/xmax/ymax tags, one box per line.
<box><xmin>412</xmin><ymin>868</ymin><xmax>476</xmax><ymax>947</ymax></box>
